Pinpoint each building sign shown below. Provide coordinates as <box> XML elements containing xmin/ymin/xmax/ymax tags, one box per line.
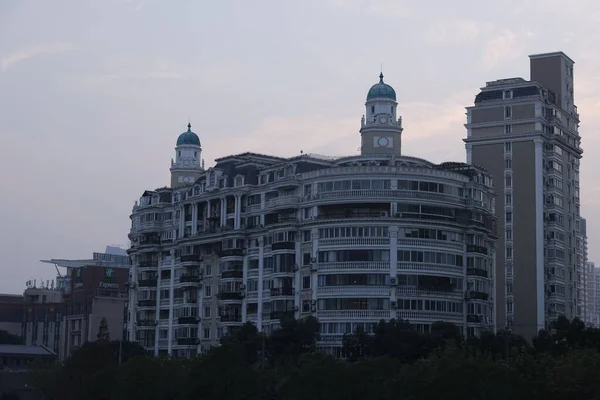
<box><xmin>99</xmin><ymin>281</ymin><xmax>120</xmax><ymax>289</ymax></box>
<box><xmin>105</xmin><ymin>268</ymin><xmax>115</xmax><ymax>278</ymax></box>
<box><xmin>74</xmin><ymin>282</ymin><xmax>83</xmax><ymax>289</ymax></box>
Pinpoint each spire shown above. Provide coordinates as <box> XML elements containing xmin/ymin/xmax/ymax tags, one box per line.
<box><xmin>379</xmin><ymin>72</ymin><xmax>384</xmax><ymax>83</ymax></box>
<box><xmin>187</xmin><ymin>122</ymin><xmax>192</xmax><ymax>131</ymax></box>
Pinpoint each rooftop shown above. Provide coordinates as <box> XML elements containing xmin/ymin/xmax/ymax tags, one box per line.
<box><xmin>0</xmin><ymin>344</ymin><xmax>56</xmax><ymax>357</ymax></box>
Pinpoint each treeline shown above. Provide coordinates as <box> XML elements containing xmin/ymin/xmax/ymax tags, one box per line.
<box><xmin>29</xmin><ymin>316</ymin><xmax>600</xmax><ymax>400</ymax></box>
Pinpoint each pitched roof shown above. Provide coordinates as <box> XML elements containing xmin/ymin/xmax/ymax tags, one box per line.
<box><xmin>0</xmin><ymin>344</ymin><xmax>57</xmax><ymax>357</ymax></box>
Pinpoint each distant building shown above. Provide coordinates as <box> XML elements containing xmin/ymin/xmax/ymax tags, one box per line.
<box><xmin>0</xmin><ymin>295</ymin><xmax>26</xmax><ymax>337</ymax></box>
<box><xmin>39</xmin><ymin>247</ymin><xmax>131</xmax><ymax>358</ymax></box>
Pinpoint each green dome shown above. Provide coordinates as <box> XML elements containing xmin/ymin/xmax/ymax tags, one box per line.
<box><xmin>366</xmin><ymin>73</ymin><xmax>396</xmax><ymax>101</ymax></box>
<box><xmin>176</xmin><ymin>123</ymin><xmax>201</xmax><ymax>146</ymax></box>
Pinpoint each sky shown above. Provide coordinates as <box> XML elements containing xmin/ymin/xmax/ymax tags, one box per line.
<box><xmin>0</xmin><ymin>0</ymin><xmax>599</xmax><ymax>294</ymax></box>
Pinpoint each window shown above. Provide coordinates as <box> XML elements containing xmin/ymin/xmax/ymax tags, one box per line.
<box><xmin>506</xmin><ymin>212</ymin><xmax>512</xmax><ymax>223</ymax></box>
<box><xmin>505</xmin><ymin>125</ymin><xmax>512</xmax><ymax>134</ymax></box>
<box><xmin>205</xmin><ymin>265</ymin><xmax>212</xmax><ymax>276</ymax></box>
<box><xmin>505</xmin><ymin>106</ymin><xmax>512</xmax><ymax>118</ymax></box>
<box><xmin>371</xmin><ymin>106</ymin><xmax>375</xmax><ymax>113</ymax></box>
<box><xmin>505</xmin><ymin>159</ymin><xmax>512</xmax><ymax>169</ymax></box>
<box><xmin>303</xmin><ymin>276</ymin><xmax>311</xmax><ymax>289</ymax></box>
<box><xmin>505</xmin><ymin>194</ymin><xmax>512</xmax><ymax>205</ymax></box>
<box><xmin>505</xmin><ymin>142</ymin><xmax>512</xmax><ymax>152</ymax></box>
<box><xmin>204</xmin><ymin>285</ymin><xmax>212</xmax><ymax>297</ymax></box>
<box><xmin>203</xmin><ymin>328</ymin><xmax>210</xmax><ymax>340</ymax></box>
<box><xmin>507</xmin><ymin>301</ymin><xmax>514</xmax><ymax>313</ymax></box>
<box><xmin>503</xmin><ymin>90</ymin><xmax>513</xmax><ymax>99</ymax></box>
<box><xmin>204</xmin><ymin>307</ymin><xmax>211</xmax><ymax>318</ymax></box>
<box><xmin>505</xmin><ymin>175</ymin><xmax>512</xmax><ymax>187</ymax></box>
<box><xmin>506</xmin><ymin>247</ymin><xmax>513</xmax><ymax>259</ymax></box>
<box><xmin>506</xmin><ymin>229</ymin><xmax>513</xmax><ymax>240</ymax></box>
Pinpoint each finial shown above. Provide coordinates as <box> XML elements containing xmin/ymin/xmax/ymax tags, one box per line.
<box><xmin>187</xmin><ymin>122</ymin><xmax>192</xmax><ymax>131</ymax></box>
<box><xmin>379</xmin><ymin>72</ymin><xmax>384</xmax><ymax>83</ymax></box>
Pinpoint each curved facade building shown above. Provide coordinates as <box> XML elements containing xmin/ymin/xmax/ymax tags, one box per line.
<box><xmin>127</xmin><ymin>74</ymin><xmax>498</xmax><ymax>357</ymax></box>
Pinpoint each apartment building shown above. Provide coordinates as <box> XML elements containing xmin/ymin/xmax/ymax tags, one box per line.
<box><xmin>464</xmin><ymin>52</ymin><xmax>584</xmax><ymax>339</ymax></box>
<box><xmin>128</xmin><ymin>73</ymin><xmax>498</xmax><ymax>357</ymax></box>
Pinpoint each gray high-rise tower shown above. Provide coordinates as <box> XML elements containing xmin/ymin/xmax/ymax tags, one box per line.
<box><xmin>464</xmin><ymin>52</ymin><xmax>584</xmax><ymax>339</ymax></box>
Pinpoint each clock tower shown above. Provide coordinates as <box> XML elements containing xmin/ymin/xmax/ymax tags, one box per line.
<box><xmin>170</xmin><ymin>123</ymin><xmax>204</xmax><ymax>188</ymax></box>
<box><xmin>360</xmin><ymin>73</ymin><xmax>403</xmax><ymax>156</ymax></box>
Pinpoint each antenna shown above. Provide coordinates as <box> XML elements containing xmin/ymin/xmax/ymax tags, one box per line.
<box><xmin>380</xmin><ymin>62</ymin><xmax>383</xmax><ymax>74</ymax></box>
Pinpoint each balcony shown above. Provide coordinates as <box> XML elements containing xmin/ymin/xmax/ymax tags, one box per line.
<box><xmin>267</xmin><ymin>196</ymin><xmax>300</xmax><ymax>209</ymax></box>
<box><xmin>177</xmin><ymin>316</ymin><xmax>199</xmax><ymax>325</ymax></box>
<box><xmin>396</xmin><ymin>286</ymin><xmax>462</xmax><ymax>298</ymax></box>
<box><xmin>270</xmin><ymin>311</ymin><xmax>295</xmax><ymax>320</ymax></box>
<box><xmin>139</xmin><ymin>261</ymin><xmax>158</xmax><ymax>269</ymax></box>
<box><xmin>467</xmin><ymin>314</ymin><xmax>482</xmax><ymax>323</ymax></box>
<box><xmin>217</xmin><ymin>292</ymin><xmax>244</xmax><ymax>301</ymax></box>
<box><xmin>466</xmin><ymin>245</ymin><xmax>488</xmax><ymax>255</ymax></box>
<box><xmin>319</xmin><ymin>286</ymin><xmax>389</xmax><ymax>297</ymax></box>
<box><xmin>271</xmin><ymin>266</ymin><xmax>296</xmax><ymax>278</ymax></box>
<box><xmin>271</xmin><ymin>241</ymin><xmax>295</xmax><ymax>251</ymax></box>
<box><xmin>270</xmin><ymin>287</ymin><xmax>295</xmax><ymax>297</ymax></box>
<box><xmin>138</xmin><ymin>299</ymin><xmax>155</xmax><ymax>307</ymax></box>
<box><xmin>137</xmin><ymin>319</ymin><xmax>156</xmax><ymax>327</ymax></box>
<box><xmin>316</xmin><ymin>310</ymin><xmax>390</xmax><ymax>320</ymax></box>
<box><xmin>467</xmin><ymin>268</ymin><xmax>488</xmax><ymax>278</ymax></box>
<box><xmin>218</xmin><ymin>248</ymin><xmax>244</xmax><ymax>258</ymax></box>
<box><xmin>180</xmin><ymin>275</ymin><xmax>201</xmax><ymax>283</ymax></box>
<box><xmin>221</xmin><ymin>270</ymin><xmax>243</xmax><ymax>279</ymax></box>
<box><xmin>180</xmin><ymin>254</ymin><xmax>203</xmax><ymax>263</ymax></box>
<box><xmin>466</xmin><ymin>291</ymin><xmax>489</xmax><ymax>301</ymax></box>
<box><xmin>138</xmin><ymin>279</ymin><xmax>158</xmax><ymax>287</ymax></box>
<box><xmin>220</xmin><ymin>314</ymin><xmax>242</xmax><ymax>323</ymax></box>
<box><xmin>319</xmin><ymin>237</ymin><xmax>389</xmax><ymax>248</ymax></box>
<box><xmin>177</xmin><ymin>337</ymin><xmax>198</xmax><ymax>346</ymax></box>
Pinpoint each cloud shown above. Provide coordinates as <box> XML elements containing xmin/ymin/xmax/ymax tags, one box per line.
<box><xmin>481</xmin><ymin>31</ymin><xmax>519</xmax><ymax>70</ymax></box>
<box><xmin>0</xmin><ymin>43</ymin><xmax>74</xmax><ymax>72</ymax></box>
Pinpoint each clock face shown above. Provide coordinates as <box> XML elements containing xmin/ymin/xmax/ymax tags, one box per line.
<box><xmin>376</xmin><ymin>136</ymin><xmax>392</xmax><ymax>148</ymax></box>
<box><xmin>183</xmin><ymin>159</ymin><xmax>191</xmax><ymax>166</ymax></box>
<box><xmin>379</xmin><ymin>116</ymin><xmax>388</xmax><ymax>124</ymax></box>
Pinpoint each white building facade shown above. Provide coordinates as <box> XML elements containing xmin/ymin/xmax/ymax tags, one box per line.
<box><xmin>127</xmin><ymin>75</ymin><xmax>498</xmax><ymax>357</ymax></box>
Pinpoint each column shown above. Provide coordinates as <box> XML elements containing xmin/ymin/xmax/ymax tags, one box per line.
<box><xmin>154</xmin><ymin>267</ymin><xmax>161</xmax><ymax>357</ymax></box>
<box><xmin>389</xmin><ymin>227</ymin><xmax>398</xmax><ymax>320</ymax></box>
<box><xmin>294</xmin><ymin>240</ymin><xmax>301</xmax><ymax>319</ymax></box>
<box><xmin>220</xmin><ymin>197</ymin><xmax>226</xmax><ymax>227</ymax></box>
<box><xmin>192</xmin><ymin>203</ymin><xmax>198</xmax><ymax>235</ymax></box>
<box><xmin>167</xmin><ymin>251</ymin><xmax>175</xmax><ymax>356</ymax></box>
<box><xmin>257</xmin><ymin>237</ymin><xmax>264</xmax><ymax>331</ymax></box>
<box><xmin>234</xmin><ymin>195</ymin><xmax>242</xmax><ymax>230</ymax></box>
<box><xmin>260</xmin><ymin>193</ymin><xmax>266</xmax><ymax>226</ymax></box>
<box><xmin>534</xmin><ymin>138</ymin><xmax>545</xmax><ymax>331</ymax></box>
<box><xmin>311</xmin><ymin>228</ymin><xmax>319</xmax><ymax>310</ymax></box>
<box><xmin>241</xmin><ymin>255</ymin><xmax>248</xmax><ymax>322</ymax></box>
<box><xmin>466</xmin><ymin>144</ymin><xmax>473</xmax><ymax>165</ymax></box>
<box><xmin>179</xmin><ymin>206</ymin><xmax>185</xmax><ymax>238</ymax></box>
<box><xmin>462</xmin><ymin>242</ymin><xmax>468</xmax><ymax>335</ymax></box>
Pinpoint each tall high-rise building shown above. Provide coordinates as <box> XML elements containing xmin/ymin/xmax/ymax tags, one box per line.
<box><xmin>127</xmin><ymin>73</ymin><xmax>498</xmax><ymax>357</ymax></box>
<box><xmin>464</xmin><ymin>52</ymin><xmax>584</xmax><ymax>339</ymax></box>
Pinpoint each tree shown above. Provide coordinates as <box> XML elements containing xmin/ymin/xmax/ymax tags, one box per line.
<box><xmin>0</xmin><ymin>329</ymin><xmax>22</xmax><ymax>344</ymax></box>
<box><xmin>342</xmin><ymin>326</ymin><xmax>372</xmax><ymax>361</ymax></box>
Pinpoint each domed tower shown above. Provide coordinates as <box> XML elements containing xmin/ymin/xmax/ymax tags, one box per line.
<box><xmin>360</xmin><ymin>73</ymin><xmax>403</xmax><ymax>156</ymax></box>
<box><xmin>170</xmin><ymin>123</ymin><xmax>204</xmax><ymax>188</ymax></box>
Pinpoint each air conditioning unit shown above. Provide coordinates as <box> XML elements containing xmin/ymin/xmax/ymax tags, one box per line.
<box><xmin>391</xmin><ymin>301</ymin><xmax>397</xmax><ymax>309</ymax></box>
<box><xmin>310</xmin><ymin>264</ymin><xmax>318</xmax><ymax>272</ymax></box>
<box><xmin>390</xmin><ymin>277</ymin><xmax>397</xmax><ymax>285</ymax></box>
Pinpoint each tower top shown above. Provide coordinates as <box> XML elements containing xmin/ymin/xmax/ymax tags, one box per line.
<box><xmin>366</xmin><ymin>72</ymin><xmax>396</xmax><ymax>101</ymax></box>
<box><xmin>176</xmin><ymin>123</ymin><xmax>201</xmax><ymax>147</ymax></box>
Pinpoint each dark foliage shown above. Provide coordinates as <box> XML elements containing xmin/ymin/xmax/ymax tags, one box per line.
<box><xmin>0</xmin><ymin>330</ymin><xmax>22</xmax><ymax>345</ymax></box>
<box><xmin>28</xmin><ymin>316</ymin><xmax>600</xmax><ymax>400</ymax></box>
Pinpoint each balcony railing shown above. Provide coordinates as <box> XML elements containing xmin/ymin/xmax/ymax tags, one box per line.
<box><xmin>180</xmin><ymin>254</ymin><xmax>203</xmax><ymax>263</ymax></box>
<box><xmin>270</xmin><ymin>311</ymin><xmax>295</xmax><ymax>320</ymax></box>
<box><xmin>138</xmin><ymin>279</ymin><xmax>158</xmax><ymax>287</ymax></box>
<box><xmin>180</xmin><ymin>275</ymin><xmax>201</xmax><ymax>283</ymax></box>
<box><xmin>466</xmin><ymin>245</ymin><xmax>488</xmax><ymax>255</ymax></box>
<box><xmin>466</xmin><ymin>291</ymin><xmax>489</xmax><ymax>301</ymax></box>
<box><xmin>467</xmin><ymin>268</ymin><xmax>489</xmax><ymax>278</ymax></box>
<box><xmin>177</xmin><ymin>338</ymin><xmax>198</xmax><ymax>346</ymax></box>
<box><xmin>271</xmin><ymin>241</ymin><xmax>296</xmax><ymax>251</ymax></box>
<box><xmin>221</xmin><ymin>270</ymin><xmax>243</xmax><ymax>279</ymax></box>
<box><xmin>270</xmin><ymin>287</ymin><xmax>294</xmax><ymax>296</ymax></box>
<box><xmin>218</xmin><ymin>248</ymin><xmax>244</xmax><ymax>257</ymax></box>
<box><xmin>177</xmin><ymin>316</ymin><xmax>199</xmax><ymax>325</ymax></box>
<box><xmin>138</xmin><ymin>299</ymin><xmax>155</xmax><ymax>307</ymax></box>
<box><xmin>220</xmin><ymin>314</ymin><xmax>242</xmax><ymax>322</ymax></box>
<box><xmin>217</xmin><ymin>292</ymin><xmax>244</xmax><ymax>301</ymax></box>
<box><xmin>137</xmin><ymin>319</ymin><xmax>156</xmax><ymax>327</ymax></box>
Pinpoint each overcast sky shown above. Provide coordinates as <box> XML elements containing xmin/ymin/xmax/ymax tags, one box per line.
<box><xmin>1</xmin><ymin>0</ymin><xmax>599</xmax><ymax>293</ymax></box>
